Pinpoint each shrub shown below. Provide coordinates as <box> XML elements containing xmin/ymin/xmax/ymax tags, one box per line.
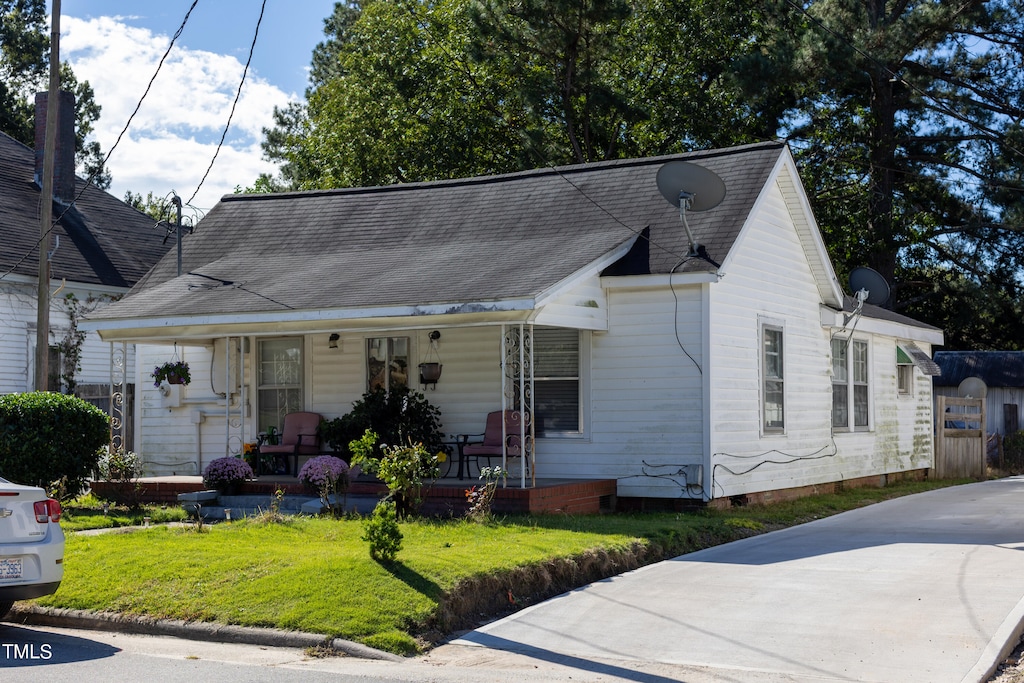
<box><xmin>466</xmin><ymin>466</ymin><xmax>507</xmax><ymax>521</ymax></box>
<box><xmin>362</xmin><ymin>499</ymin><xmax>402</xmax><ymax>561</ymax></box>
<box><xmin>95</xmin><ymin>445</ymin><xmax>145</xmax><ymax>509</ymax></box>
<box><xmin>0</xmin><ymin>392</ymin><xmax>109</xmax><ymax>497</ymax></box>
<box><xmin>202</xmin><ymin>457</ymin><xmax>253</xmax><ymax>491</ymax></box>
<box><xmin>319</xmin><ymin>386</ymin><xmax>444</xmax><ymax>460</ymax></box>
<box><xmin>1004</xmin><ymin>430</ymin><xmax>1024</xmax><ymax>473</ymax></box>
<box><xmin>350</xmin><ymin>430</ymin><xmax>444</xmax><ymax>517</ymax></box>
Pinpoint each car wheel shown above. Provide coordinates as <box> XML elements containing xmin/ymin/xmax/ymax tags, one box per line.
<box><xmin>0</xmin><ymin>601</ymin><xmax>12</xmax><ymax>621</ymax></box>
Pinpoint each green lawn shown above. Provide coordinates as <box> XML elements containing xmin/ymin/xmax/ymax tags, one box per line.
<box><xmin>38</xmin><ymin>478</ymin><xmax>969</xmax><ymax>654</ymax></box>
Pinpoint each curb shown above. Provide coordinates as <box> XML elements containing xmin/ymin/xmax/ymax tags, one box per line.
<box><xmin>6</xmin><ymin>605</ymin><xmax>404</xmax><ymax>662</ymax></box>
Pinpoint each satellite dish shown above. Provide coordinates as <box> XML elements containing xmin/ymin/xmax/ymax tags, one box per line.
<box><xmin>957</xmin><ymin>376</ymin><xmax>988</xmax><ymax>399</ymax></box>
<box><xmin>656</xmin><ymin>161</ymin><xmax>726</xmax><ymax>256</ymax></box>
<box><xmin>849</xmin><ymin>267</ymin><xmax>890</xmax><ymax>306</ymax></box>
<box><xmin>657</xmin><ymin>161</ymin><xmax>727</xmax><ymax>212</ymax></box>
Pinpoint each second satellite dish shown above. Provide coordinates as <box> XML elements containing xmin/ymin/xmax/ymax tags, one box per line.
<box><xmin>957</xmin><ymin>376</ymin><xmax>988</xmax><ymax>399</ymax></box>
<box><xmin>656</xmin><ymin>161</ymin><xmax>726</xmax><ymax>256</ymax></box>
<box><xmin>849</xmin><ymin>266</ymin><xmax>890</xmax><ymax>306</ymax></box>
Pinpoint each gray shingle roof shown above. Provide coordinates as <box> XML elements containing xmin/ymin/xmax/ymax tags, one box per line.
<box><xmin>0</xmin><ymin>131</ymin><xmax>169</xmax><ymax>287</ymax></box>
<box><xmin>842</xmin><ymin>296</ymin><xmax>941</xmax><ymax>332</ymax></box>
<box><xmin>933</xmin><ymin>351</ymin><xmax>1024</xmax><ymax>388</ymax></box>
<box><xmin>89</xmin><ymin>141</ymin><xmax>789</xmax><ymax>323</ymax></box>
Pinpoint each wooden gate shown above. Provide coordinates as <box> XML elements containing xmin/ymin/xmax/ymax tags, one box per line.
<box><xmin>935</xmin><ymin>396</ymin><xmax>986</xmax><ymax>479</ymax></box>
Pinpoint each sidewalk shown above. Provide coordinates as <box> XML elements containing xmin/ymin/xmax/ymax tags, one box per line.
<box><xmin>448</xmin><ymin>476</ymin><xmax>1024</xmax><ymax>683</ymax></box>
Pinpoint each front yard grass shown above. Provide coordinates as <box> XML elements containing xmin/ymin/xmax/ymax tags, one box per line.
<box><xmin>37</xmin><ymin>478</ymin><xmax>968</xmax><ymax>654</ymax></box>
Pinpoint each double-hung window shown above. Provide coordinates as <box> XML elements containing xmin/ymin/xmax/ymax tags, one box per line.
<box><xmin>762</xmin><ymin>325</ymin><xmax>784</xmax><ymax>432</ymax></box>
<box><xmin>533</xmin><ymin>327</ymin><xmax>581</xmax><ymax>435</ymax></box>
<box><xmin>832</xmin><ymin>337</ymin><xmax>869</xmax><ymax>430</ymax></box>
<box><xmin>257</xmin><ymin>337</ymin><xmax>303</xmax><ymax>433</ymax></box>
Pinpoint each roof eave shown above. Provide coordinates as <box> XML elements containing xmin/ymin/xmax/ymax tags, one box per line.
<box><xmin>83</xmin><ymin>298</ymin><xmax>539</xmax><ymax>343</ymax></box>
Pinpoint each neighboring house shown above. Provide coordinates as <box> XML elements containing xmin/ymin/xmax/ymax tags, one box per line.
<box><xmin>82</xmin><ymin>141</ymin><xmax>943</xmax><ymax>505</ymax></box>
<box><xmin>0</xmin><ymin>92</ymin><xmax>170</xmax><ymax>446</ymax></box>
<box><xmin>933</xmin><ymin>351</ymin><xmax>1024</xmax><ymax>437</ymax></box>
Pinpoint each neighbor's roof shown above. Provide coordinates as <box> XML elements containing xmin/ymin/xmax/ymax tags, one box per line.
<box><xmin>932</xmin><ymin>351</ymin><xmax>1024</xmax><ymax>387</ymax></box>
<box><xmin>87</xmin><ymin>141</ymin><xmax>792</xmax><ymax>326</ymax></box>
<box><xmin>0</xmin><ymin>132</ymin><xmax>169</xmax><ymax>288</ymax></box>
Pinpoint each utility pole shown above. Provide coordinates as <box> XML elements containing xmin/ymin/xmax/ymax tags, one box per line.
<box><xmin>171</xmin><ymin>193</ymin><xmax>183</xmax><ymax>276</ymax></box>
<box><xmin>35</xmin><ymin>0</ymin><xmax>61</xmax><ymax>392</ymax></box>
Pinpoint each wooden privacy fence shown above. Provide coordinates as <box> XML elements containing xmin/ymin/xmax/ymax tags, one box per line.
<box><xmin>935</xmin><ymin>396</ymin><xmax>986</xmax><ymax>479</ymax></box>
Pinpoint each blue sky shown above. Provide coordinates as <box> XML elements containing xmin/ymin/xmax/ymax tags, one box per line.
<box><xmin>58</xmin><ymin>1</ymin><xmax>338</xmax><ymax>213</ymax></box>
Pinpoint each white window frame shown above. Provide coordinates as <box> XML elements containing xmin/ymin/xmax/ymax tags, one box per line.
<box><xmin>832</xmin><ymin>336</ymin><xmax>871</xmax><ymax>431</ymax></box>
<box><xmin>366</xmin><ymin>336</ymin><xmax>410</xmax><ymax>392</ymax></box>
<box><xmin>897</xmin><ymin>363</ymin><xmax>913</xmax><ymax>395</ymax></box>
<box><xmin>256</xmin><ymin>336</ymin><xmax>304</xmax><ymax>433</ymax></box>
<box><xmin>760</xmin><ymin>322</ymin><xmax>785</xmax><ymax>434</ymax></box>
<box><xmin>532</xmin><ymin>327</ymin><xmax>586</xmax><ymax>437</ymax></box>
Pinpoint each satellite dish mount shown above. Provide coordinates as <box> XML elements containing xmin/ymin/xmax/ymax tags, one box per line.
<box><xmin>657</xmin><ymin>161</ymin><xmax>726</xmax><ymax>257</ymax></box>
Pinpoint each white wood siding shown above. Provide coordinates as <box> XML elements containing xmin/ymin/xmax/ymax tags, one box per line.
<box><xmin>583</xmin><ymin>285</ymin><xmax>705</xmax><ymax>497</ymax></box>
<box><xmin>0</xmin><ymin>281</ymin><xmax>136</xmax><ymax>393</ymax></box>
<box><xmin>533</xmin><ymin>275</ymin><xmax>608</xmax><ymax>330</ymax></box>
<box><xmin>707</xmin><ymin>181</ymin><xmax>836</xmax><ymax>498</ymax></box>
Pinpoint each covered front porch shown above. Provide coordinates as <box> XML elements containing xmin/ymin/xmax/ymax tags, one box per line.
<box><xmin>100</xmin><ymin>305</ymin><xmax>603</xmax><ymax>491</ymax></box>
<box><xmin>89</xmin><ymin>474</ymin><xmax>618</xmax><ymax>516</ymax></box>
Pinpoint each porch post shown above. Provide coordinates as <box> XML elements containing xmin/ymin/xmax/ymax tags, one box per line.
<box><xmin>500</xmin><ymin>323</ymin><xmax>535</xmax><ymax>488</ymax></box>
<box><xmin>108</xmin><ymin>341</ymin><xmax>127</xmax><ymax>453</ymax></box>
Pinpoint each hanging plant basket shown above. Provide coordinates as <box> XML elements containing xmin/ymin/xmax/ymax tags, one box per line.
<box><xmin>418</xmin><ymin>362</ymin><xmax>442</xmax><ymax>382</ymax></box>
<box><xmin>152</xmin><ymin>360</ymin><xmax>191</xmax><ymax>387</ymax></box>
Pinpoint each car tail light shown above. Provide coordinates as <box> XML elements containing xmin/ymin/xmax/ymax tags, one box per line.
<box><xmin>33</xmin><ymin>499</ymin><xmax>62</xmax><ymax>523</ymax></box>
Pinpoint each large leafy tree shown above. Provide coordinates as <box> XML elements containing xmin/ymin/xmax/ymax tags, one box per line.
<box><xmin>261</xmin><ymin>0</ymin><xmax>770</xmax><ymax>188</ymax></box>
<box><xmin>746</xmin><ymin>0</ymin><xmax>1024</xmax><ymax>347</ymax></box>
<box><xmin>0</xmin><ymin>0</ymin><xmax>110</xmax><ymax>188</ymax></box>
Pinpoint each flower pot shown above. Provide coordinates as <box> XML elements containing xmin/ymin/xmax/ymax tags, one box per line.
<box><xmin>166</xmin><ymin>373</ymin><xmax>185</xmax><ymax>385</ymax></box>
<box><xmin>419</xmin><ymin>362</ymin><xmax>442</xmax><ymax>382</ymax></box>
<box><xmin>219</xmin><ymin>481</ymin><xmax>242</xmax><ymax>497</ymax></box>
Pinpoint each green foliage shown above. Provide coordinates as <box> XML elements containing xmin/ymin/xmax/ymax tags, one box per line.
<box><xmin>466</xmin><ymin>465</ymin><xmax>507</xmax><ymax>521</ymax></box>
<box><xmin>0</xmin><ymin>392</ymin><xmax>109</xmax><ymax>497</ymax></box>
<box><xmin>95</xmin><ymin>444</ymin><xmax>145</xmax><ymax>509</ymax></box>
<box><xmin>1003</xmin><ymin>431</ymin><xmax>1024</xmax><ymax>474</ymax></box>
<box><xmin>0</xmin><ymin>2</ymin><xmax>110</xmax><ymax>187</ymax></box>
<box><xmin>351</xmin><ymin>430</ymin><xmax>443</xmax><ymax>518</ymax></box>
<box><xmin>261</xmin><ymin>0</ymin><xmax>766</xmax><ymax>189</ymax></box>
<box><xmin>362</xmin><ymin>499</ymin><xmax>403</xmax><ymax>561</ymax></box>
<box><xmin>320</xmin><ymin>386</ymin><xmax>445</xmax><ymax>460</ymax></box>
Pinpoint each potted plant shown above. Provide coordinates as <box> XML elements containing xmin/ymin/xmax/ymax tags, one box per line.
<box><xmin>202</xmin><ymin>456</ymin><xmax>253</xmax><ymax>495</ymax></box>
<box><xmin>152</xmin><ymin>360</ymin><xmax>191</xmax><ymax>387</ymax></box>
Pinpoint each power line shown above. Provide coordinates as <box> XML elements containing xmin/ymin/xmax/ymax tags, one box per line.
<box><xmin>186</xmin><ymin>0</ymin><xmax>267</xmax><ymax>207</ymax></box>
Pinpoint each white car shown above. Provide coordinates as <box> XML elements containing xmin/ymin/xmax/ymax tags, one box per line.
<box><xmin>0</xmin><ymin>477</ymin><xmax>64</xmax><ymax>620</ymax></box>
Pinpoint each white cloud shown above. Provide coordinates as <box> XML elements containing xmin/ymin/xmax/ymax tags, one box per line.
<box><xmin>62</xmin><ymin>16</ymin><xmax>292</xmax><ymax>211</ymax></box>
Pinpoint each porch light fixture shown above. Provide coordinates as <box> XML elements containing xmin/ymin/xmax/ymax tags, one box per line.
<box><xmin>328</xmin><ymin>333</ymin><xmax>340</xmax><ymax>349</ymax></box>
<box><xmin>418</xmin><ymin>330</ymin><xmax>443</xmax><ymax>389</ymax></box>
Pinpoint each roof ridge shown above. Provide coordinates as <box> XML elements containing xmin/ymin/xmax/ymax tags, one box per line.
<box><xmin>223</xmin><ymin>140</ymin><xmax>788</xmax><ymax>203</ymax></box>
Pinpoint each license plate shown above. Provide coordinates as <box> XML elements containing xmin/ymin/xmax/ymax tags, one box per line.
<box><xmin>0</xmin><ymin>557</ymin><xmax>22</xmax><ymax>580</ymax></box>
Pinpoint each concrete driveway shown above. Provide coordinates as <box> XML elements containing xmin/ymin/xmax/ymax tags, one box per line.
<box><xmin>447</xmin><ymin>477</ymin><xmax>1024</xmax><ymax>682</ymax></box>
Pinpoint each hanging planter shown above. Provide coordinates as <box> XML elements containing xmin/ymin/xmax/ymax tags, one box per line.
<box><xmin>152</xmin><ymin>360</ymin><xmax>191</xmax><ymax>387</ymax></box>
<box><xmin>418</xmin><ymin>362</ymin><xmax>442</xmax><ymax>382</ymax></box>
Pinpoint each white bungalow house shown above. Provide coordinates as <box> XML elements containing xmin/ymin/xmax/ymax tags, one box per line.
<box><xmin>0</xmin><ymin>93</ymin><xmax>169</xmax><ymax>448</ymax></box>
<box><xmin>81</xmin><ymin>141</ymin><xmax>943</xmax><ymax>506</ymax></box>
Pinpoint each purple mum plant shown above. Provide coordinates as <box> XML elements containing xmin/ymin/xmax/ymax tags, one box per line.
<box><xmin>202</xmin><ymin>456</ymin><xmax>253</xmax><ymax>490</ymax></box>
<box><xmin>298</xmin><ymin>455</ymin><xmax>350</xmax><ymax>492</ymax></box>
